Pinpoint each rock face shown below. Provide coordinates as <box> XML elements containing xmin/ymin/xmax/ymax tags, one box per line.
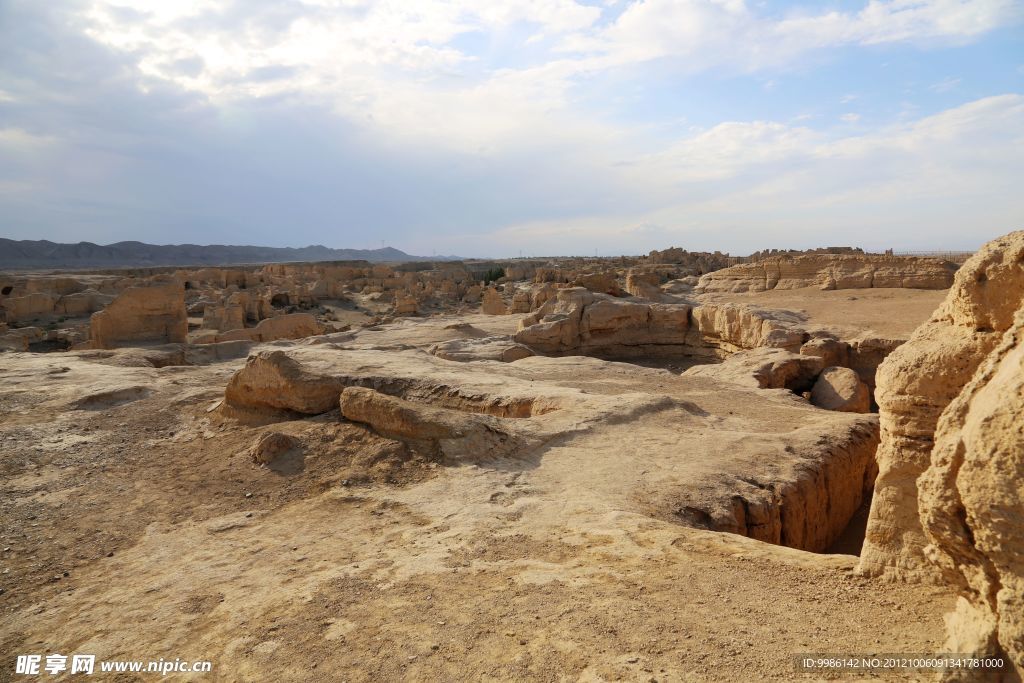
<box><xmin>481</xmin><ymin>287</ymin><xmax>508</xmax><ymax>315</ymax></box>
<box><xmin>919</xmin><ymin>307</ymin><xmax>1024</xmax><ymax>676</ymax></box>
<box><xmin>625</xmin><ymin>269</ymin><xmax>663</xmax><ymax>300</ymax></box>
<box><xmin>89</xmin><ymin>283</ymin><xmax>187</xmax><ymax>349</ymax></box>
<box><xmin>853</xmin><ymin>231</ymin><xmax>1024</xmax><ymax>676</ymax></box>
<box><xmin>567</xmin><ymin>272</ymin><xmax>622</xmax><ymax>296</ymax></box>
<box><xmin>393</xmin><ymin>293</ymin><xmax>418</xmax><ymax>316</ymax></box>
<box><xmin>810</xmin><ymin>367</ymin><xmax>870</xmax><ymax>413</ymax></box>
<box><xmin>514</xmin><ymin>288</ymin><xmax>690</xmax><ymax>358</ymax></box>
<box><xmin>688</xmin><ymin>303</ymin><xmax>806</xmax><ymax>355</ymax></box>
<box><xmin>696</xmin><ymin>254</ymin><xmax>958</xmax><ymax>293</ymax></box>
<box><xmin>859</xmin><ymin>233</ymin><xmax>1024</xmax><ymax>583</ymax></box>
<box><xmin>510</xmin><ymin>289</ymin><xmax>532</xmax><ymax>313</ymax></box>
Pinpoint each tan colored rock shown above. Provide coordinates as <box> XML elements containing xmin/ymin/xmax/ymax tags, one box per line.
<box><xmin>225</xmin><ymin>349</ymin><xmax>349</xmax><ymax>414</ymax></box>
<box><xmin>55</xmin><ymin>290</ymin><xmax>114</xmax><ymax>317</ymax></box>
<box><xmin>393</xmin><ymin>293</ymin><xmax>418</xmax><ymax>316</ymax></box>
<box><xmin>514</xmin><ymin>288</ymin><xmax>691</xmax><ymax>357</ymax></box>
<box><xmin>89</xmin><ymin>283</ymin><xmax>187</xmax><ymax>349</ymax></box>
<box><xmin>697</xmin><ymin>254</ymin><xmax>958</xmax><ymax>293</ymax></box>
<box><xmin>510</xmin><ymin>289</ymin><xmax>532</xmax><ymax>314</ymax></box>
<box><xmin>213</xmin><ymin>313</ymin><xmax>323</xmax><ymax>344</ymax></box>
<box><xmin>916</xmin><ymin>308</ymin><xmax>1024</xmax><ymax>676</ymax></box>
<box><xmin>531</xmin><ymin>283</ymin><xmax>558</xmax><ymax>309</ymax></box>
<box><xmin>799</xmin><ymin>337</ymin><xmax>850</xmax><ymax>368</ymax></box>
<box><xmin>481</xmin><ymin>287</ymin><xmax>508</xmax><ymax>315</ymax></box>
<box><xmin>340</xmin><ymin>386</ymin><xmax>521</xmax><ymax>461</ymax></box>
<box><xmin>249</xmin><ymin>431</ymin><xmax>301</xmax><ymax>465</ymax></box>
<box><xmin>202</xmin><ymin>303</ymin><xmax>245</xmax><ymax>332</ymax></box>
<box><xmin>684</xmin><ymin>347</ymin><xmax>824</xmax><ymax>391</ymax></box>
<box><xmin>430</xmin><ymin>336</ymin><xmax>535</xmax><ymax>363</ymax></box>
<box><xmin>0</xmin><ymin>292</ymin><xmax>58</xmax><ymax>322</ymax></box>
<box><xmin>859</xmin><ymin>231</ymin><xmax>1024</xmax><ymax>582</ymax></box>
<box><xmin>625</xmin><ymin>269</ymin><xmax>663</xmax><ymax>299</ymax></box>
<box><xmin>568</xmin><ymin>272</ymin><xmax>622</xmax><ymax>296</ymax></box>
<box><xmin>689</xmin><ymin>303</ymin><xmax>805</xmax><ymax>355</ymax></box>
<box><xmin>810</xmin><ymin>366</ymin><xmax>870</xmax><ymax>413</ymax></box>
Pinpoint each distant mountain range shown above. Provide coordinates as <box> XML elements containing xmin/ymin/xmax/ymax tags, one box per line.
<box><xmin>0</xmin><ymin>239</ymin><xmax>460</xmax><ymax>269</ymax></box>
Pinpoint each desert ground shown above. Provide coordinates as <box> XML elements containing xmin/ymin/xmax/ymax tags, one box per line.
<box><xmin>1</xmin><ymin>243</ymin><xmax>1021</xmax><ymax>682</ymax></box>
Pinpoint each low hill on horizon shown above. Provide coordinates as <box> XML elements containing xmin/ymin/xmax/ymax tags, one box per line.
<box><xmin>0</xmin><ymin>239</ymin><xmax>461</xmax><ymax>269</ymax></box>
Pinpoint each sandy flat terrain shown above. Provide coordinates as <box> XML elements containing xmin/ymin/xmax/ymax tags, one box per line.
<box><xmin>697</xmin><ymin>288</ymin><xmax>947</xmax><ymax>340</ymax></box>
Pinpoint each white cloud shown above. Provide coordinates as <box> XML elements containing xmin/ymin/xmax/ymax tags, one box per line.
<box><xmin>929</xmin><ymin>76</ymin><xmax>962</xmax><ymax>92</ymax></box>
<box><xmin>0</xmin><ymin>128</ymin><xmax>58</xmax><ymax>149</ymax></box>
<box><xmin>564</xmin><ymin>0</ymin><xmax>1022</xmax><ymax>72</ymax></box>
<box><xmin>840</xmin><ymin>112</ymin><xmax>862</xmax><ymax>122</ymax></box>
<box><xmin>455</xmin><ymin>95</ymin><xmax>1024</xmax><ymax>255</ymax></box>
<box><xmin>4</xmin><ymin>1</ymin><xmax>1022</xmax><ymax>254</ymax></box>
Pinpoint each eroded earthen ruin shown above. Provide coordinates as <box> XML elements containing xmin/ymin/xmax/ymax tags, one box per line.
<box><xmin>2</xmin><ymin>242</ymin><xmax>1021</xmax><ymax>681</ymax></box>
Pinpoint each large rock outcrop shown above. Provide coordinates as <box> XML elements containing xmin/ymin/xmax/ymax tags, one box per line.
<box><xmin>688</xmin><ymin>303</ymin><xmax>806</xmax><ymax>355</ymax></box>
<box><xmin>859</xmin><ymin>233</ymin><xmax>1024</xmax><ymax>582</ymax></box>
<box><xmin>855</xmin><ymin>231</ymin><xmax>1024</xmax><ymax>678</ymax></box>
<box><xmin>513</xmin><ymin>287</ymin><xmax>690</xmax><ymax>358</ymax></box>
<box><xmin>919</xmin><ymin>307</ymin><xmax>1024</xmax><ymax>677</ymax></box>
<box><xmin>89</xmin><ymin>283</ymin><xmax>187</xmax><ymax>349</ymax></box>
<box><xmin>696</xmin><ymin>254</ymin><xmax>958</xmax><ymax>293</ymax></box>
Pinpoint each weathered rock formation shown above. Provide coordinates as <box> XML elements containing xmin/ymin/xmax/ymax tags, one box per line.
<box><xmin>644</xmin><ymin>247</ymin><xmax>735</xmax><ymax>273</ymax></box>
<box><xmin>340</xmin><ymin>387</ymin><xmax>527</xmax><ymax>461</ymax></box>
<box><xmin>481</xmin><ymin>287</ymin><xmax>508</xmax><ymax>315</ymax></box>
<box><xmin>696</xmin><ymin>254</ymin><xmax>958</xmax><ymax>293</ymax></box>
<box><xmin>688</xmin><ymin>303</ymin><xmax>806</xmax><ymax>355</ymax></box>
<box><xmin>514</xmin><ymin>288</ymin><xmax>690</xmax><ymax>358</ymax></box>
<box><xmin>201</xmin><ymin>313</ymin><xmax>323</xmax><ymax>345</ymax></box>
<box><xmin>625</xmin><ymin>269</ymin><xmax>663</xmax><ymax>300</ymax></box>
<box><xmin>809</xmin><ymin>366</ymin><xmax>870</xmax><ymax>413</ymax></box>
<box><xmin>920</xmin><ymin>307</ymin><xmax>1024</xmax><ymax>677</ymax></box>
<box><xmin>89</xmin><ymin>283</ymin><xmax>188</xmax><ymax>349</ymax></box>
<box><xmin>856</xmin><ymin>231</ymin><xmax>1024</xmax><ymax>678</ymax></box>
<box><xmin>684</xmin><ymin>348</ymin><xmax>823</xmax><ymax>392</ymax></box>
<box><xmin>249</xmin><ymin>431</ymin><xmax>301</xmax><ymax>465</ymax></box>
<box><xmin>429</xmin><ymin>337</ymin><xmax>534</xmax><ymax>363</ymax></box>
<box><xmin>566</xmin><ymin>271</ymin><xmax>623</xmax><ymax>296</ymax></box>
<box><xmin>223</xmin><ymin>344</ymin><xmax>880</xmax><ymax>553</ymax></box>
<box><xmin>859</xmin><ymin>233</ymin><xmax>1024</xmax><ymax>582</ymax></box>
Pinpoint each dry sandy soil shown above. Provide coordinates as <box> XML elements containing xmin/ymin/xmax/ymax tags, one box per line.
<box><xmin>0</xmin><ymin>305</ymin><xmax>957</xmax><ymax>682</ymax></box>
<box><xmin>696</xmin><ymin>288</ymin><xmax>947</xmax><ymax>341</ymax></box>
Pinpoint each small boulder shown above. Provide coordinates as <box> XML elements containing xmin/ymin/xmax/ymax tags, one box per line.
<box><xmin>810</xmin><ymin>366</ymin><xmax>870</xmax><ymax>413</ymax></box>
<box><xmin>800</xmin><ymin>337</ymin><xmax>849</xmax><ymax>368</ymax></box>
<box><xmin>250</xmin><ymin>431</ymin><xmax>301</xmax><ymax>465</ymax></box>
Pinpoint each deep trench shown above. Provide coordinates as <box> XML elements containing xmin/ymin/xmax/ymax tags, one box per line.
<box><xmin>595</xmin><ymin>347</ymin><xmax>877</xmax><ymax>557</ymax></box>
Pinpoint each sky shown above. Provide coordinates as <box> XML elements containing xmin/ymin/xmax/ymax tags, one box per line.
<box><xmin>0</xmin><ymin>0</ymin><xmax>1022</xmax><ymax>257</ymax></box>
